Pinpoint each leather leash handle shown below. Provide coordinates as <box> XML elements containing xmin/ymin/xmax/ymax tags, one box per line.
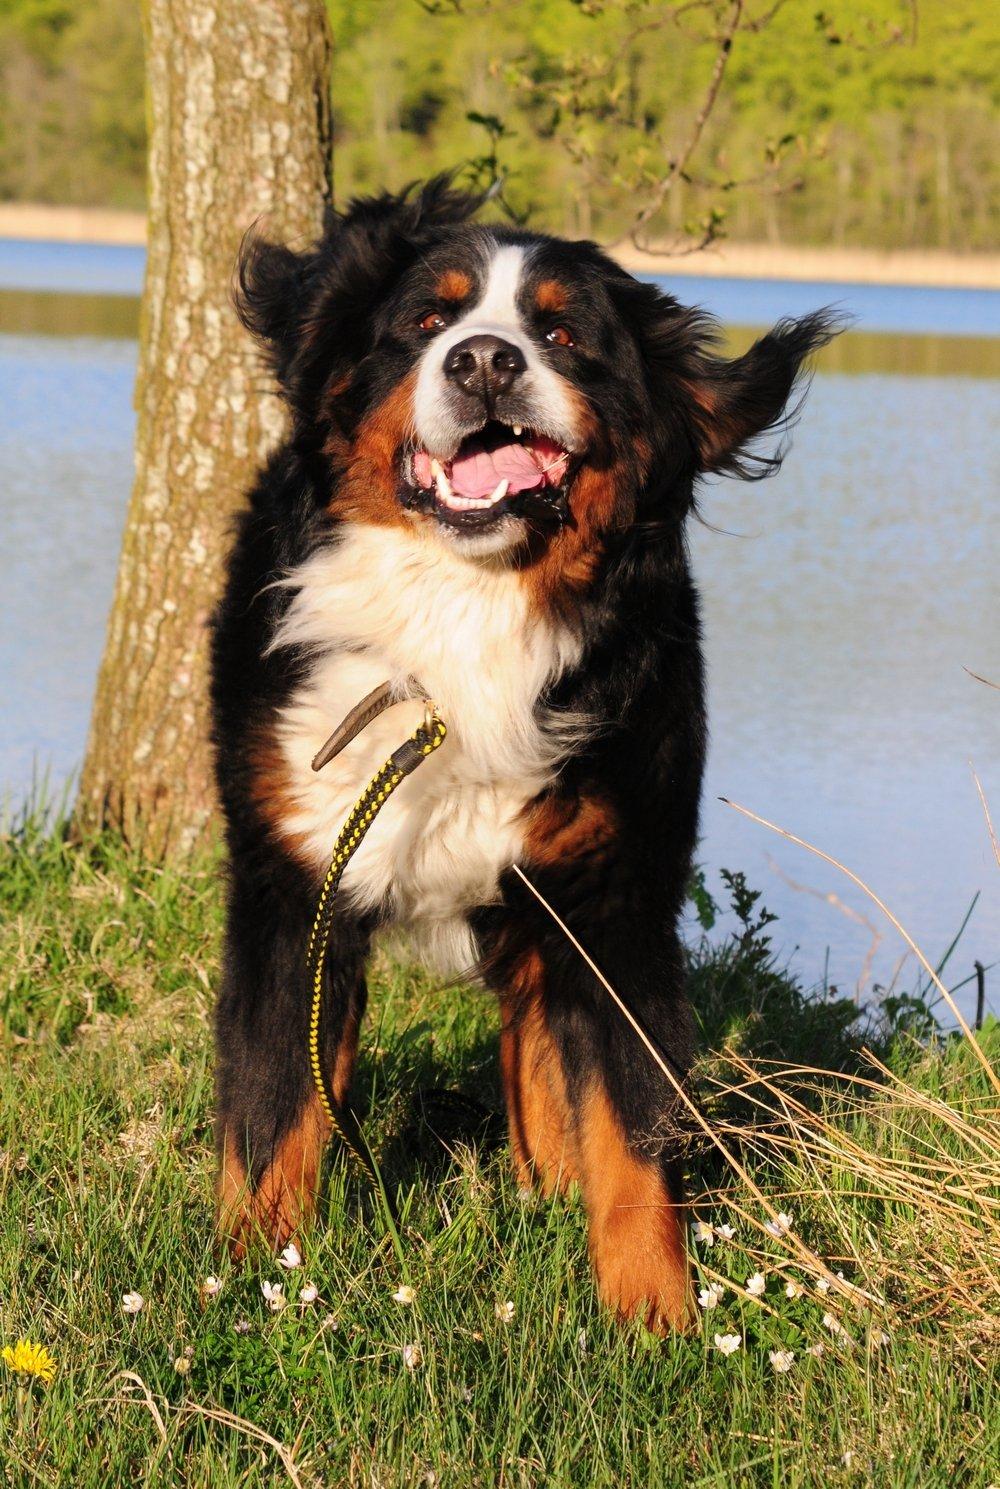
<box><xmin>311</xmin><ymin>676</ymin><xmax>428</xmax><ymax>773</ymax></box>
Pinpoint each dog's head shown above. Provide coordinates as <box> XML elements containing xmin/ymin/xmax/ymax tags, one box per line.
<box><xmin>238</xmin><ymin>179</ymin><xmax>837</xmax><ymax>575</ymax></box>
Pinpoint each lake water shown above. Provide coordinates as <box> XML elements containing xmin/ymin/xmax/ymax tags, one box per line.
<box><xmin>1</xmin><ymin>242</ymin><xmax>997</xmax><ymax>1026</ymax></box>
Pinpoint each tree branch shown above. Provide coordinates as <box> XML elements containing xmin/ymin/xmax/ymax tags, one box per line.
<box><xmin>630</xmin><ymin>0</ymin><xmax>744</xmax><ymax>249</ymax></box>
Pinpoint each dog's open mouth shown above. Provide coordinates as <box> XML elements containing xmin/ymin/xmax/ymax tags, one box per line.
<box><xmin>404</xmin><ymin>421</ymin><xmax>573</xmax><ymax>528</ymax></box>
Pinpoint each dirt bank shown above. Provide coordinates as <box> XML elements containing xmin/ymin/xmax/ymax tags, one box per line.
<box><xmin>2</xmin><ymin>202</ymin><xmax>998</xmax><ymax>290</ymax></box>
<box><xmin>0</xmin><ymin>203</ymin><xmax>147</xmax><ymax>247</ymax></box>
<box><xmin>611</xmin><ymin>239</ymin><xmax>1000</xmax><ymax>291</ymax></box>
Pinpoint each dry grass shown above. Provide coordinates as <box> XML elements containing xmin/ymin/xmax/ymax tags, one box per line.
<box><xmin>697</xmin><ymin>1046</ymin><xmax>1000</xmax><ymax>1358</ymax></box>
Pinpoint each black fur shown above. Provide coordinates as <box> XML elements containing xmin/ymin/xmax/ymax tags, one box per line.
<box><xmin>211</xmin><ymin>180</ymin><xmax>837</xmax><ymax>1322</ymax></box>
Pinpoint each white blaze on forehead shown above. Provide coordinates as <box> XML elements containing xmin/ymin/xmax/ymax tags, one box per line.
<box><xmin>463</xmin><ymin>244</ymin><xmax>528</xmax><ymax>334</ymax></box>
<box><xmin>412</xmin><ymin>239</ymin><xmax>580</xmax><ymax>458</ymax></box>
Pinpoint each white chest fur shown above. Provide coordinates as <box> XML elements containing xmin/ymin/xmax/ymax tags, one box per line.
<box><xmin>270</xmin><ymin>524</ymin><xmax>582</xmax><ymax>974</ymax></box>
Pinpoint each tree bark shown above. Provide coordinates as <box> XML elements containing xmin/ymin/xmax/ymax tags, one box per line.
<box><xmin>76</xmin><ymin>0</ymin><xmax>332</xmax><ymax>857</ymax></box>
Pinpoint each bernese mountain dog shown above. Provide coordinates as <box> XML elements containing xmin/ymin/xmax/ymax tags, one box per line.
<box><xmin>211</xmin><ymin>179</ymin><xmax>836</xmax><ymax>1333</ymax></box>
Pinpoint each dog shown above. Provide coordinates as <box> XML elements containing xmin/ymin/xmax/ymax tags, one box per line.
<box><xmin>210</xmin><ymin>179</ymin><xmax>835</xmax><ymax>1332</ymax></box>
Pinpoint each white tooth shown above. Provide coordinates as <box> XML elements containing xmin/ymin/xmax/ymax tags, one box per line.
<box><xmin>512</xmin><ymin>424</ymin><xmax>523</xmax><ymax>437</ymax></box>
<box><xmin>488</xmin><ymin>478</ymin><xmax>509</xmax><ymax>504</ymax></box>
<box><xmin>434</xmin><ymin>465</ymin><xmax>454</xmax><ymax>505</ymax></box>
<box><xmin>430</xmin><ymin>457</ymin><xmax>444</xmax><ymax>479</ymax></box>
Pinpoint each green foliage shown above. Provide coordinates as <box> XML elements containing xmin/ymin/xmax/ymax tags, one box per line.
<box><xmin>0</xmin><ymin>0</ymin><xmax>144</xmax><ymax>208</ymax></box>
<box><xmin>687</xmin><ymin>867</ymin><xmax>865</xmax><ymax>1072</ymax></box>
<box><xmin>686</xmin><ymin>865</ymin><xmax>718</xmax><ymax>931</ymax></box>
<box><xmin>324</xmin><ymin>0</ymin><xmax>999</xmax><ymax>249</ymax></box>
<box><xmin>0</xmin><ymin>0</ymin><xmax>996</xmax><ymax>249</ymax></box>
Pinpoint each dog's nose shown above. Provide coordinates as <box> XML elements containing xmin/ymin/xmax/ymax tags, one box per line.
<box><xmin>443</xmin><ymin>334</ymin><xmax>527</xmax><ymax>400</ymax></box>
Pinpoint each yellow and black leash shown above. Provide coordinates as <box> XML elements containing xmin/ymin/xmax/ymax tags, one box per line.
<box><xmin>306</xmin><ymin>695</ymin><xmax>447</xmax><ymax>1186</ymax></box>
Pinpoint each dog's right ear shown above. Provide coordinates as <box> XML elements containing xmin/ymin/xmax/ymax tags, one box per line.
<box><xmin>234</xmin><ymin>229</ymin><xmax>318</xmax><ymax>389</ymax></box>
<box><xmin>236</xmin><ymin>177</ymin><xmax>482</xmax><ymax>356</ymax></box>
<box><xmin>235</xmin><ymin>178</ymin><xmax>486</xmax><ymax>422</ymax></box>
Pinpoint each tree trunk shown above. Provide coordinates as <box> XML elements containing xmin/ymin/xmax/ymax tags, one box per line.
<box><xmin>76</xmin><ymin>0</ymin><xmax>332</xmax><ymax>857</ymax></box>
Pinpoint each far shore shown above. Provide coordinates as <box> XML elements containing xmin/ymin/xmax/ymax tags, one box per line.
<box><xmin>1</xmin><ymin>201</ymin><xmax>998</xmax><ymax>292</ymax></box>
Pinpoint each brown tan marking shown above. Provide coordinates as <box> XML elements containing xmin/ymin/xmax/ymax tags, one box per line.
<box><xmin>679</xmin><ymin>373</ymin><xmax>769</xmax><ymax>473</ymax></box>
<box><xmin>576</xmin><ymin>1084</ymin><xmax>691</xmax><ymax>1333</ymax></box>
<box><xmin>519</xmin><ymin>389</ymin><xmax>651</xmax><ymax>612</ymax></box>
<box><xmin>218</xmin><ymin>1092</ymin><xmax>328</xmax><ymax>1258</ymax></box>
<box><xmin>500</xmin><ymin>951</ymin><xmax>577</xmax><ymax>1195</ymax></box>
<box><xmin>677</xmin><ymin>376</ymin><xmax>731</xmax><ymax>470</ymax></box>
<box><xmin>523</xmin><ymin>790</ymin><xmax>618</xmax><ymax>869</ymax></box>
<box><xmin>250</xmin><ymin>730</ymin><xmax>314</xmax><ymax>873</ymax></box>
<box><xmin>332</xmin><ymin>370</ymin><xmax>418</xmax><ymax>529</ymax></box>
<box><xmin>218</xmin><ymin>1013</ymin><xmax>361</xmax><ymax>1259</ymax></box>
<box><xmin>535</xmin><ymin>278</ymin><xmax>568</xmax><ymax>315</ymax></box>
<box><xmin>521</xmin><ymin>455</ymin><xmax>631</xmax><ymax>608</ymax></box>
<box><xmin>435</xmin><ymin>267</ymin><xmax>473</xmax><ymax>303</ymax></box>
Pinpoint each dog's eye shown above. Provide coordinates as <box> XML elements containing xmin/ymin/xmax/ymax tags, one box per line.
<box><xmin>546</xmin><ymin>325</ymin><xmax>575</xmax><ymax>348</ymax></box>
<box><xmin>418</xmin><ymin>311</ymin><xmax>447</xmax><ymax>334</ymax></box>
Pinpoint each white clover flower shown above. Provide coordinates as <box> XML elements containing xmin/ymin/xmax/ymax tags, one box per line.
<box><xmin>745</xmin><ymin>1272</ymin><xmax>767</xmax><ymax>1298</ymax></box>
<box><xmin>173</xmin><ymin>1355</ymin><xmax>191</xmax><ymax>1375</ymax></box>
<box><xmin>713</xmin><ymin>1332</ymin><xmax>742</xmax><ymax>1357</ymax></box>
<box><xmin>234</xmin><ymin>1317</ymin><xmax>251</xmax><ymax>1335</ymax></box>
<box><xmin>122</xmin><ymin>1291</ymin><xmax>144</xmax><ymax>1315</ymax></box>
<box><xmin>698</xmin><ymin>1283</ymin><xmax>725</xmax><ymax>1311</ymax></box>
<box><xmin>871</xmin><ymin>1329</ymin><xmax>890</xmax><ymax>1348</ymax></box>
<box><xmin>261</xmin><ymin>1280</ymin><xmax>286</xmax><ymax>1312</ymax></box>
<box><xmin>577</xmin><ymin>1329</ymin><xmax>588</xmax><ymax>1356</ymax></box>
<box><xmin>402</xmin><ymin>1342</ymin><xmax>423</xmax><ymax>1370</ymax></box>
<box><xmin>393</xmin><ymin>1285</ymin><xmax>415</xmax><ymax>1306</ymax></box>
<box><xmin>769</xmin><ymin>1349</ymin><xmax>795</xmax><ymax>1373</ymax></box>
<box><xmin>805</xmin><ymin>1341</ymin><xmax>825</xmax><ymax>1358</ymax></box>
<box><xmin>715</xmin><ymin>1224</ymin><xmax>735</xmax><ymax>1242</ymax></box>
<box><xmin>279</xmin><ymin>1243</ymin><xmax>302</xmax><ymax>1270</ymax></box>
<box><xmin>764</xmin><ymin>1211</ymin><xmax>793</xmax><ymax>1239</ymax></box>
<box><xmin>822</xmin><ymin>1311</ymin><xmax>846</xmax><ymax>1337</ymax></box>
<box><xmin>692</xmin><ymin>1220</ymin><xmax>715</xmax><ymax>1246</ymax></box>
<box><xmin>815</xmin><ymin>1276</ymin><xmax>831</xmax><ymax>1294</ymax></box>
<box><xmin>495</xmin><ymin>1300</ymin><xmax>515</xmax><ymax>1323</ymax></box>
<box><xmin>784</xmin><ymin>1279</ymin><xmax>805</xmax><ymax>1299</ymax></box>
<box><xmin>201</xmin><ymin>1275</ymin><xmax>222</xmax><ymax>1298</ymax></box>
<box><xmin>300</xmin><ymin>1283</ymin><xmax>319</xmax><ymax>1305</ymax></box>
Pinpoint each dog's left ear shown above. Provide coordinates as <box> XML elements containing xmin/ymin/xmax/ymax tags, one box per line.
<box><xmin>679</xmin><ymin>310</ymin><xmax>843</xmax><ymax>478</ymax></box>
<box><xmin>614</xmin><ymin>278</ymin><xmax>842</xmax><ymax>479</ymax></box>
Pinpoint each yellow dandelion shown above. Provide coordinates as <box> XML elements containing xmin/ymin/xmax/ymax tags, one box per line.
<box><xmin>2</xmin><ymin>1338</ymin><xmax>57</xmax><ymax>1384</ymax></box>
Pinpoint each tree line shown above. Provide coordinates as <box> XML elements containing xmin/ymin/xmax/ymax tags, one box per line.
<box><xmin>0</xmin><ymin>0</ymin><xmax>996</xmax><ymax>253</ymax></box>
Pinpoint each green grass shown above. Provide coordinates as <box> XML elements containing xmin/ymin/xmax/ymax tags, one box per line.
<box><xmin>2</xmin><ymin>821</ymin><xmax>998</xmax><ymax>1487</ymax></box>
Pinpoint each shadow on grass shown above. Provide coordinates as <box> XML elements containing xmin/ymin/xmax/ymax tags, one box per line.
<box><xmin>332</xmin><ymin>871</ymin><xmax>887</xmax><ymax>1208</ymax></box>
<box><xmin>354</xmin><ymin>1017</ymin><xmax>506</xmax><ymax>1193</ymax></box>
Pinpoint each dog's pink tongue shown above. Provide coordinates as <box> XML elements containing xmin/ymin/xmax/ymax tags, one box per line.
<box><xmin>450</xmin><ymin>436</ymin><xmax>569</xmax><ymax>499</ymax></box>
<box><xmin>413</xmin><ymin>438</ymin><xmax>570</xmax><ymax>498</ymax></box>
<box><xmin>448</xmin><ymin>439</ymin><xmax>541</xmax><ymax>498</ymax></box>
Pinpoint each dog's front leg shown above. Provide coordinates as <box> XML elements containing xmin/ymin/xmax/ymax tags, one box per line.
<box><xmin>214</xmin><ymin>872</ymin><xmax>368</xmax><ymax>1257</ymax></box>
<box><xmin>499</xmin><ymin>948</ymin><xmax>579</xmax><ymax>1196</ymax></box>
<box><xmin>555</xmin><ymin>935</ymin><xmax>693</xmax><ymax>1333</ymax></box>
<box><xmin>488</xmin><ymin>853</ymin><xmax>695</xmax><ymax>1334</ymax></box>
